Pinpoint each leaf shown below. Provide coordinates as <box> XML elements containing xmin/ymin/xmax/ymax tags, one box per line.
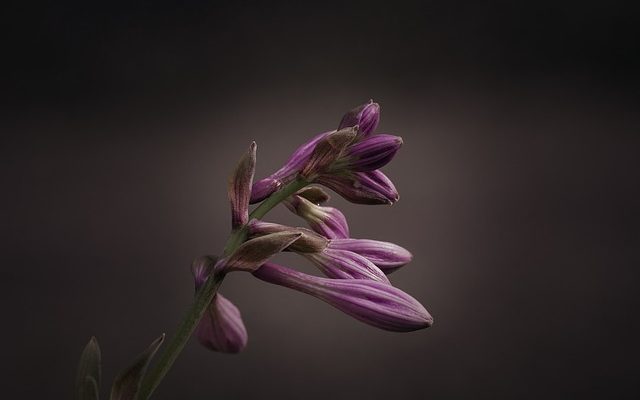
<box><xmin>110</xmin><ymin>334</ymin><xmax>165</xmax><ymax>400</ymax></box>
<box><xmin>76</xmin><ymin>336</ymin><xmax>101</xmax><ymax>400</ymax></box>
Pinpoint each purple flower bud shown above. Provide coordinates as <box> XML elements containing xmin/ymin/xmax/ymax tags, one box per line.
<box><xmin>225</xmin><ymin>232</ymin><xmax>303</xmax><ymax>272</ymax></box>
<box><xmin>317</xmin><ymin>170</ymin><xmax>399</xmax><ymax>205</ymax></box>
<box><xmin>190</xmin><ymin>256</ymin><xmax>248</xmax><ymax>353</ymax></box>
<box><xmin>250</xmin><ymin>178</ymin><xmax>282</xmax><ymax>204</ymax></box>
<box><xmin>306</xmin><ymin>248</ymin><xmax>390</xmax><ymax>284</ymax></box>
<box><xmin>344</xmin><ymin>134</ymin><xmax>403</xmax><ymax>172</ymax></box>
<box><xmin>228</xmin><ymin>142</ymin><xmax>256</xmax><ymax>228</ymax></box>
<box><xmin>328</xmin><ymin>239</ymin><xmax>412</xmax><ymax>274</ymax></box>
<box><xmin>250</xmin><ymin>131</ymin><xmax>332</xmax><ymax>203</ymax></box>
<box><xmin>254</xmin><ymin>262</ymin><xmax>433</xmax><ymax>332</ymax></box>
<box><xmin>284</xmin><ymin>194</ymin><xmax>349</xmax><ymax>239</ymax></box>
<box><xmin>195</xmin><ymin>293</ymin><xmax>248</xmax><ymax>353</ymax></box>
<box><xmin>338</xmin><ymin>101</ymin><xmax>380</xmax><ymax>137</ymax></box>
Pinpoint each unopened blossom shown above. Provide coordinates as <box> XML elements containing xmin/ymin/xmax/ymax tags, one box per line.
<box><xmin>316</xmin><ymin>169</ymin><xmax>399</xmax><ymax>205</ymax></box>
<box><xmin>338</xmin><ymin>100</ymin><xmax>381</xmax><ymax>137</ymax></box>
<box><xmin>284</xmin><ymin>188</ymin><xmax>349</xmax><ymax>239</ymax></box>
<box><xmin>191</xmin><ymin>256</ymin><xmax>248</xmax><ymax>353</ymax></box>
<box><xmin>327</xmin><ymin>238</ymin><xmax>412</xmax><ymax>274</ymax></box>
<box><xmin>254</xmin><ymin>262</ymin><xmax>433</xmax><ymax>332</ymax></box>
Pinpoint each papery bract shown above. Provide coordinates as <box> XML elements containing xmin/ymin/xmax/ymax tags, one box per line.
<box><xmin>228</xmin><ymin>142</ymin><xmax>257</xmax><ymax>228</ymax></box>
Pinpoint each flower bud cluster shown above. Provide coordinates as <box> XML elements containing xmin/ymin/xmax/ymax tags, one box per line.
<box><xmin>193</xmin><ymin>101</ymin><xmax>432</xmax><ymax>353</ymax></box>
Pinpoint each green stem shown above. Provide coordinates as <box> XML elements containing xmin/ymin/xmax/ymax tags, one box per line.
<box><xmin>139</xmin><ymin>177</ymin><xmax>308</xmax><ymax>399</ymax></box>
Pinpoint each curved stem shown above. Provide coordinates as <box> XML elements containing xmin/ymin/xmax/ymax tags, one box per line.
<box><xmin>139</xmin><ymin>177</ymin><xmax>309</xmax><ymax>399</ymax></box>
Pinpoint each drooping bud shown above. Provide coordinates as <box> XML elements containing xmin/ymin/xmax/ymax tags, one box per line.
<box><xmin>305</xmin><ymin>248</ymin><xmax>389</xmax><ymax>283</ymax></box>
<box><xmin>254</xmin><ymin>262</ymin><xmax>433</xmax><ymax>332</ymax></box>
<box><xmin>317</xmin><ymin>169</ymin><xmax>399</xmax><ymax>205</ymax></box>
<box><xmin>250</xmin><ymin>131</ymin><xmax>332</xmax><ymax>203</ymax></box>
<box><xmin>196</xmin><ymin>293</ymin><xmax>248</xmax><ymax>353</ymax></box>
<box><xmin>229</xmin><ymin>142</ymin><xmax>257</xmax><ymax>228</ymax></box>
<box><xmin>247</xmin><ymin>220</ymin><xmax>328</xmax><ymax>253</ymax></box>
<box><xmin>224</xmin><ymin>232</ymin><xmax>302</xmax><ymax>272</ymax></box>
<box><xmin>344</xmin><ymin>134</ymin><xmax>403</xmax><ymax>172</ymax></box>
<box><xmin>300</xmin><ymin>127</ymin><xmax>357</xmax><ymax>180</ymax></box>
<box><xmin>284</xmin><ymin>194</ymin><xmax>349</xmax><ymax>239</ymax></box>
<box><xmin>328</xmin><ymin>239</ymin><xmax>412</xmax><ymax>274</ymax></box>
<box><xmin>338</xmin><ymin>101</ymin><xmax>380</xmax><ymax>137</ymax></box>
<box><xmin>190</xmin><ymin>256</ymin><xmax>248</xmax><ymax>353</ymax></box>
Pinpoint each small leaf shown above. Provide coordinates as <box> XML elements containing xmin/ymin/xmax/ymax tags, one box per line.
<box><xmin>76</xmin><ymin>336</ymin><xmax>101</xmax><ymax>400</ymax></box>
<box><xmin>110</xmin><ymin>334</ymin><xmax>165</xmax><ymax>400</ymax></box>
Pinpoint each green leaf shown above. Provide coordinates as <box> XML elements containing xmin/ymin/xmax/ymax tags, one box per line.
<box><xmin>110</xmin><ymin>334</ymin><xmax>165</xmax><ymax>400</ymax></box>
<box><xmin>76</xmin><ymin>336</ymin><xmax>101</xmax><ymax>400</ymax></box>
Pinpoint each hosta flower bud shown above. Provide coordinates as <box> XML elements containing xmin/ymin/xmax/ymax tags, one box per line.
<box><xmin>254</xmin><ymin>262</ymin><xmax>433</xmax><ymax>332</ymax></box>
<box><xmin>306</xmin><ymin>248</ymin><xmax>390</xmax><ymax>283</ymax></box>
<box><xmin>284</xmin><ymin>193</ymin><xmax>349</xmax><ymax>239</ymax></box>
<box><xmin>190</xmin><ymin>256</ymin><xmax>248</xmax><ymax>353</ymax></box>
<box><xmin>248</xmin><ymin>220</ymin><xmax>328</xmax><ymax>253</ymax></box>
<box><xmin>344</xmin><ymin>134</ymin><xmax>403</xmax><ymax>172</ymax></box>
<box><xmin>328</xmin><ymin>239</ymin><xmax>412</xmax><ymax>274</ymax></box>
<box><xmin>228</xmin><ymin>142</ymin><xmax>256</xmax><ymax>228</ymax></box>
<box><xmin>338</xmin><ymin>101</ymin><xmax>380</xmax><ymax>137</ymax></box>
<box><xmin>196</xmin><ymin>293</ymin><xmax>248</xmax><ymax>353</ymax></box>
<box><xmin>250</xmin><ymin>131</ymin><xmax>332</xmax><ymax>203</ymax></box>
<box><xmin>317</xmin><ymin>169</ymin><xmax>399</xmax><ymax>205</ymax></box>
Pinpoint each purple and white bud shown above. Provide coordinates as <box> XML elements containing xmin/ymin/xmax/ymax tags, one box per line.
<box><xmin>317</xmin><ymin>169</ymin><xmax>399</xmax><ymax>205</ymax></box>
<box><xmin>338</xmin><ymin>101</ymin><xmax>380</xmax><ymax>137</ymax></box>
<box><xmin>305</xmin><ymin>248</ymin><xmax>390</xmax><ymax>284</ymax></box>
<box><xmin>284</xmin><ymin>194</ymin><xmax>350</xmax><ymax>239</ymax></box>
<box><xmin>196</xmin><ymin>293</ymin><xmax>248</xmax><ymax>353</ymax></box>
<box><xmin>228</xmin><ymin>142</ymin><xmax>257</xmax><ymax>228</ymax></box>
<box><xmin>250</xmin><ymin>131</ymin><xmax>332</xmax><ymax>203</ymax></box>
<box><xmin>254</xmin><ymin>262</ymin><xmax>433</xmax><ymax>332</ymax></box>
<box><xmin>191</xmin><ymin>256</ymin><xmax>248</xmax><ymax>353</ymax></box>
<box><xmin>328</xmin><ymin>239</ymin><xmax>412</xmax><ymax>274</ymax></box>
<box><xmin>344</xmin><ymin>134</ymin><xmax>403</xmax><ymax>172</ymax></box>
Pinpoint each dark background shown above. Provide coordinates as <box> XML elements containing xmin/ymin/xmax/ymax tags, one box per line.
<box><xmin>3</xmin><ymin>1</ymin><xmax>639</xmax><ymax>398</ymax></box>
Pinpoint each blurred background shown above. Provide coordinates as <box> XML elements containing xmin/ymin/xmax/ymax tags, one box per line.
<box><xmin>2</xmin><ymin>1</ymin><xmax>639</xmax><ymax>398</ymax></box>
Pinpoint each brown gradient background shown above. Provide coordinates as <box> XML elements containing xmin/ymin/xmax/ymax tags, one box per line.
<box><xmin>3</xmin><ymin>1</ymin><xmax>639</xmax><ymax>399</ymax></box>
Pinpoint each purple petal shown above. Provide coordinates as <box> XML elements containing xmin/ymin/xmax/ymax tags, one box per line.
<box><xmin>317</xmin><ymin>170</ymin><xmax>399</xmax><ymax>205</ymax></box>
<box><xmin>249</xmin><ymin>131</ymin><xmax>332</xmax><ymax>204</ymax></box>
<box><xmin>196</xmin><ymin>293</ymin><xmax>248</xmax><ymax>353</ymax></box>
<box><xmin>305</xmin><ymin>248</ymin><xmax>390</xmax><ymax>284</ymax></box>
<box><xmin>191</xmin><ymin>255</ymin><xmax>218</xmax><ymax>289</ymax></box>
<box><xmin>346</xmin><ymin>134</ymin><xmax>403</xmax><ymax>172</ymax></box>
<box><xmin>328</xmin><ymin>239</ymin><xmax>412</xmax><ymax>273</ymax></box>
<box><xmin>254</xmin><ymin>262</ymin><xmax>433</xmax><ymax>332</ymax></box>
